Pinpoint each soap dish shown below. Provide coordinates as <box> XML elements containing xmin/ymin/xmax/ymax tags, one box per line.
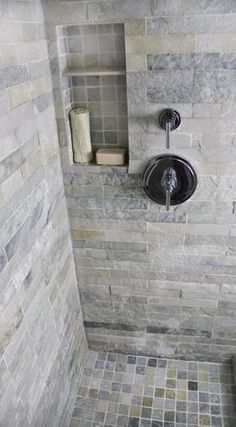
<box><xmin>96</xmin><ymin>148</ymin><xmax>126</xmax><ymax>166</ymax></box>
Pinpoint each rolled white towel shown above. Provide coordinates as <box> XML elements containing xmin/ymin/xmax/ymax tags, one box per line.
<box><xmin>69</xmin><ymin>108</ymin><xmax>93</xmax><ymax>163</ymax></box>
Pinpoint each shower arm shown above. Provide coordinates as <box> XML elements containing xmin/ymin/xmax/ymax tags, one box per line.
<box><xmin>166</xmin><ymin>121</ymin><xmax>171</xmax><ymax>150</ymax></box>
<box><xmin>159</xmin><ymin>108</ymin><xmax>181</xmax><ymax>150</ymax></box>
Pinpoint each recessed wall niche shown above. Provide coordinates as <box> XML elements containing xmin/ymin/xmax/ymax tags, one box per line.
<box><xmin>58</xmin><ymin>23</ymin><xmax>128</xmax><ymax>159</ymax></box>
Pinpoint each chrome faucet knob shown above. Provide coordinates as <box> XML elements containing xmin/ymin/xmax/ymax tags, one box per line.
<box><xmin>161</xmin><ymin>167</ymin><xmax>177</xmax><ymax>211</ymax></box>
<box><xmin>161</xmin><ymin>167</ymin><xmax>177</xmax><ymax>193</ymax></box>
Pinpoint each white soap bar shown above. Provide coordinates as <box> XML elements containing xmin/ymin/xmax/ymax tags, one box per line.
<box><xmin>96</xmin><ymin>148</ymin><xmax>126</xmax><ymax>165</ymax></box>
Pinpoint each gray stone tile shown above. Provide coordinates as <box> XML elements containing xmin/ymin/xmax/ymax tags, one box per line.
<box><xmin>0</xmin><ymin>65</ymin><xmax>29</xmax><ymax>90</ymax></box>
<box><xmin>147</xmin><ymin>14</ymin><xmax>236</xmax><ymax>35</ymax></box>
<box><xmin>147</xmin><ymin>53</ymin><xmax>236</xmax><ymax>71</ymax></box>
<box><xmin>70</xmin><ymin>351</ymin><xmax>236</xmax><ymax>426</ymax></box>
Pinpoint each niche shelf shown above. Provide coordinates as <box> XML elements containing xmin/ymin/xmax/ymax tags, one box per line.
<box><xmin>64</xmin><ymin>68</ymin><xmax>126</xmax><ymax>77</ymax></box>
<box><xmin>59</xmin><ymin>22</ymin><xmax>128</xmax><ymax>168</ymax></box>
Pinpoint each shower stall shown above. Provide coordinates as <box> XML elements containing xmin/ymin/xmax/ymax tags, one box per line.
<box><xmin>0</xmin><ymin>0</ymin><xmax>236</xmax><ymax>426</ymax></box>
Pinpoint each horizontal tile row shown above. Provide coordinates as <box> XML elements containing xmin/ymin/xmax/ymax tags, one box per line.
<box><xmin>127</xmin><ymin>70</ymin><xmax>236</xmax><ymax>103</ymax></box>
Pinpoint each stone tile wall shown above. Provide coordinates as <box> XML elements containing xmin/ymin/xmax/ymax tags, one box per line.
<box><xmin>0</xmin><ymin>1</ymin><xmax>87</xmax><ymax>425</ymax></box>
<box><xmin>42</xmin><ymin>0</ymin><xmax>236</xmax><ymax>362</ymax></box>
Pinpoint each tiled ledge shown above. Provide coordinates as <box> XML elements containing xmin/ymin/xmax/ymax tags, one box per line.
<box><xmin>67</xmin><ymin>162</ymin><xmax>129</xmax><ymax>174</ymax></box>
<box><xmin>64</xmin><ymin>68</ymin><xmax>126</xmax><ymax>77</ymax></box>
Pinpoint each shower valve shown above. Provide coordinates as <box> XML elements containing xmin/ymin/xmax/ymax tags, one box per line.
<box><xmin>142</xmin><ymin>154</ymin><xmax>197</xmax><ymax>210</ymax></box>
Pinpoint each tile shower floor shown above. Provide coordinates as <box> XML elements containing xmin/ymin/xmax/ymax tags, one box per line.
<box><xmin>70</xmin><ymin>351</ymin><xmax>236</xmax><ymax>427</ymax></box>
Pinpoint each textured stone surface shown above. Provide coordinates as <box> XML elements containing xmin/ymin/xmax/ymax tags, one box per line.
<box><xmin>0</xmin><ymin>1</ymin><xmax>87</xmax><ymax>426</ymax></box>
<box><xmin>147</xmin><ymin>53</ymin><xmax>236</xmax><ymax>70</ymax></box>
<box><xmin>147</xmin><ymin>14</ymin><xmax>236</xmax><ymax>35</ymax></box>
<box><xmin>70</xmin><ymin>350</ymin><xmax>236</xmax><ymax>427</ymax></box>
<box><xmin>42</xmin><ymin>0</ymin><xmax>236</xmax><ymax>364</ymax></box>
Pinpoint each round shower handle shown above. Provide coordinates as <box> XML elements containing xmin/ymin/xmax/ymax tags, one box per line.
<box><xmin>142</xmin><ymin>154</ymin><xmax>197</xmax><ymax>209</ymax></box>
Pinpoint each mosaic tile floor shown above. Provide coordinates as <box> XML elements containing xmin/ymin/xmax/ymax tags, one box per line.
<box><xmin>70</xmin><ymin>351</ymin><xmax>236</xmax><ymax>427</ymax></box>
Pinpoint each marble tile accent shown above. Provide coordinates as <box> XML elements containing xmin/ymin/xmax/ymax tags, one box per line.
<box><xmin>147</xmin><ymin>15</ymin><xmax>236</xmax><ymax>35</ymax></box>
<box><xmin>147</xmin><ymin>53</ymin><xmax>236</xmax><ymax>71</ymax></box>
<box><xmin>128</xmin><ymin>70</ymin><xmax>236</xmax><ymax>104</ymax></box>
<box><xmin>87</xmin><ymin>0</ymin><xmax>236</xmax><ymax>21</ymax></box>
